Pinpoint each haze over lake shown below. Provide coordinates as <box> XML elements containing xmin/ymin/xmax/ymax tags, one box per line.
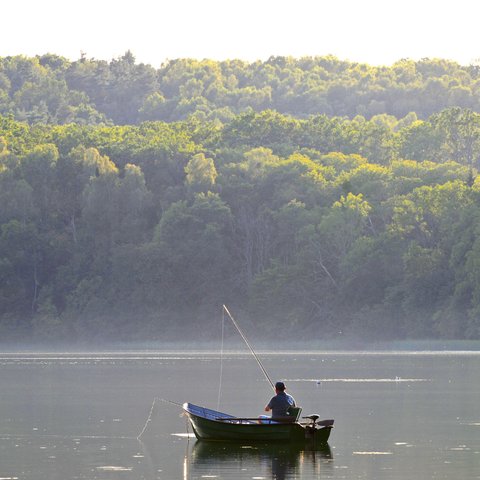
<box><xmin>0</xmin><ymin>350</ymin><xmax>478</xmax><ymax>479</ymax></box>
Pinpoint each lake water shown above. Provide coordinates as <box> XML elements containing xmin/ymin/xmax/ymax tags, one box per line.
<box><xmin>0</xmin><ymin>351</ymin><xmax>479</xmax><ymax>479</ymax></box>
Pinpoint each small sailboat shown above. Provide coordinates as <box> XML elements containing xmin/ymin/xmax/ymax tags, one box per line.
<box><xmin>183</xmin><ymin>306</ymin><xmax>334</xmax><ymax>444</ymax></box>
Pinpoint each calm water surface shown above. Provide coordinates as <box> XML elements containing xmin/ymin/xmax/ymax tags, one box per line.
<box><xmin>0</xmin><ymin>351</ymin><xmax>479</xmax><ymax>479</ymax></box>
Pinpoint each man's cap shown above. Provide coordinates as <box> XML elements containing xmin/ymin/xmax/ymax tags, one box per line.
<box><xmin>275</xmin><ymin>381</ymin><xmax>286</xmax><ymax>390</ymax></box>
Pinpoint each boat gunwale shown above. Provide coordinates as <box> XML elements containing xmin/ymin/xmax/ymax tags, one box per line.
<box><xmin>183</xmin><ymin>402</ymin><xmax>333</xmax><ymax>427</ymax></box>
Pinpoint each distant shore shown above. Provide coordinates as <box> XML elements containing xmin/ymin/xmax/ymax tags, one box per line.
<box><xmin>1</xmin><ymin>339</ymin><xmax>479</xmax><ymax>353</ymax></box>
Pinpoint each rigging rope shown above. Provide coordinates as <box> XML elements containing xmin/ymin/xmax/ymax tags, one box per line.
<box><xmin>216</xmin><ymin>309</ymin><xmax>225</xmax><ymax>410</ymax></box>
<box><xmin>222</xmin><ymin>304</ymin><xmax>275</xmax><ymax>392</ymax></box>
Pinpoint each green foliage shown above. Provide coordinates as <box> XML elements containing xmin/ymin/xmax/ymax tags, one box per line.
<box><xmin>3</xmin><ymin>54</ymin><xmax>480</xmax><ymax>342</ymax></box>
<box><xmin>3</xmin><ymin>54</ymin><xmax>480</xmax><ymax>125</ymax></box>
<box><xmin>152</xmin><ymin>192</ymin><xmax>235</xmax><ymax>310</ymax></box>
<box><xmin>185</xmin><ymin>153</ymin><xmax>218</xmax><ymax>193</ymax></box>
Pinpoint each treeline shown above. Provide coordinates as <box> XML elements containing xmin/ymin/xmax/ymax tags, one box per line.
<box><xmin>1</xmin><ymin>106</ymin><xmax>480</xmax><ymax>342</ymax></box>
<box><xmin>2</xmin><ymin>52</ymin><xmax>480</xmax><ymax>125</ymax></box>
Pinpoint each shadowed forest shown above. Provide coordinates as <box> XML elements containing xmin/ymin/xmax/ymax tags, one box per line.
<box><xmin>2</xmin><ymin>52</ymin><xmax>480</xmax><ymax>343</ymax></box>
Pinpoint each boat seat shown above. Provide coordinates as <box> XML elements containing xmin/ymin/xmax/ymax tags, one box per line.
<box><xmin>259</xmin><ymin>407</ymin><xmax>302</xmax><ymax>424</ymax></box>
<box><xmin>286</xmin><ymin>406</ymin><xmax>302</xmax><ymax>422</ymax></box>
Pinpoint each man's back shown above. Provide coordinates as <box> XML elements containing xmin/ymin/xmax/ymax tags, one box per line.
<box><xmin>268</xmin><ymin>391</ymin><xmax>295</xmax><ymax>418</ymax></box>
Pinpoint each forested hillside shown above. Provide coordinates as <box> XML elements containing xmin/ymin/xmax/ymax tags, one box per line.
<box><xmin>2</xmin><ymin>52</ymin><xmax>480</xmax><ymax>125</ymax></box>
<box><xmin>2</xmin><ymin>53</ymin><xmax>480</xmax><ymax>343</ymax></box>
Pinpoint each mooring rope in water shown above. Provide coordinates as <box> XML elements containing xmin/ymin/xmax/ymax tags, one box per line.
<box><xmin>137</xmin><ymin>397</ymin><xmax>185</xmax><ymax>440</ymax></box>
<box><xmin>2</xmin><ymin>398</ymin><xmax>183</xmax><ymax>443</ymax></box>
<box><xmin>136</xmin><ymin>397</ymin><xmax>158</xmax><ymax>440</ymax></box>
<box><xmin>222</xmin><ymin>304</ymin><xmax>275</xmax><ymax>391</ymax></box>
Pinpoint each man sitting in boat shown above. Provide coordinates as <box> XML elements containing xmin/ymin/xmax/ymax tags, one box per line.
<box><xmin>260</xmin><ymin>381</ymin><xmax>296</xmax><ymax>422</ymax></box>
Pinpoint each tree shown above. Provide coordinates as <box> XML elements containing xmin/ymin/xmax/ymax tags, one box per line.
<box><xmin>319</xmin><ymin>193</ymin><xmax>372</xmax><ymax>259</ymax></box>
<box><xmin>184</xmin><ymin>153</ymin><xmax>218</xmax><ymax>193</ymax></box>
<box><xmin>222</xmin><ymin>110</ymin><xmax>301</xmax><ymax>155</ymax></box>
<box><xmin>102</xmin><ymin>51</ymin><xmax>159</xmax><ymax>124</ymax></box>
<box><xmin>398</xmin><ymin>120</ymin><xmax>442</xmax><ymax>161</ymax></box>
<box><xmin>81</xmin><ymin>148</ymin><xmax>120</xmax><ymax>269</ymax></box>
<box><xmin>431</xmin><ymin>108</ymin><xmax>480</xmax><ymax>167</ymax></box>
<box><xmin>21</xmin><ymin>144</ymin><xmax>58</xmax><ymax>227</ymax></box>
<box><xmin>116</xmin><ymin>163</ymin><xmax>153</xmax><ymax>244</ymax></box>
<box><xmin>153</xmin><ymin>192</ymin><xmax>235</xmax><ymax>310</ymax></box>
<box><xmin>0</xmin><ymin>220</ymin><xmax>42</xmax><ymax>319</ymax></box>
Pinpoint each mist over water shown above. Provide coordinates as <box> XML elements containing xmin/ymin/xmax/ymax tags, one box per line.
<box><xmin>0</xmin><ymin>350</ymin><xmax>479</xmax><ymax>479</ymax></box>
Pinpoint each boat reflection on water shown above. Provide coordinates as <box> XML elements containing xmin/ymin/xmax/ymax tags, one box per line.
<box><xmin>188</xmin><ymin>441</ymin><xmax>333</xmax><ymax>480</ymax></box>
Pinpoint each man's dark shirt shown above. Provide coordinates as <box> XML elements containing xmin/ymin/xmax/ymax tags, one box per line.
<box><xmin>267</xmin><ymin>391</ymin><xmax>296</xmax><ymax>418</ymax></box>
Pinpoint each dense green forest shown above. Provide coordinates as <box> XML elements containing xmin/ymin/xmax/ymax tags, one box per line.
<box><xmin>2</xmin><ymin>53</ymin><xmax>480</xmax><ymax>343</ymax></box>
<box><xmin>2</xmin><ymin>52</ymin><xmax>480</xmax><ymax>125</ymax></box>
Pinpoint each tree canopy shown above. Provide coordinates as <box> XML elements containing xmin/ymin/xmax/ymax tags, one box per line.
<box><xmin>1</xmin><ymin>53</ymin><xmax>480</xmax><ymax>343</ymax></box>
<box><xmin>2</xmin><ymin>53</ymin><xmax>480</xmax><ymax>125</ymax></box>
